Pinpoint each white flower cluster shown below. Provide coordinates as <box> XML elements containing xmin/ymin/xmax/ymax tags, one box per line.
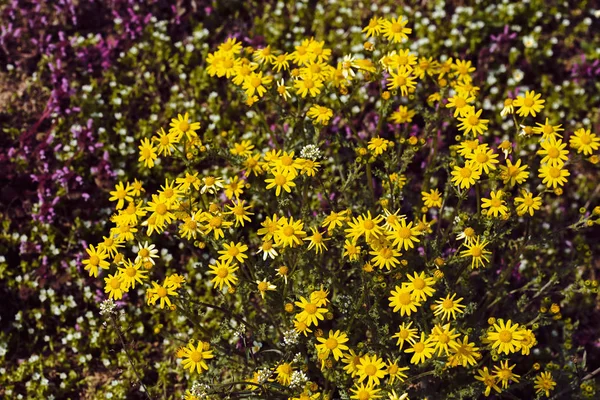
<box><xmin>283</xmin><ymin>329</ymin><xmax>300</xmax><ymax>346</ymax></box>
<box><xmin>290</xmin><ymin>370</ymin><xmax>308</xmax><ymax>388</ymax></box>
<box><xmin>257</xmin><ymin>367</ymin><xmax>272</xmax><ymax>384</ymax></box>
<box><xmin>300</xmin><ymin>144</ymin><xmax>322</xmax><ymax>160</ymax></box>
<box><xmin>189</xmin><ymin>382</ymin><xmax>210</xmax><ymax>398</ymax></box>
<box><xmin>99</xmin><ymin>299</ymin><xmax>117</xmax><ymax>316</ymax></box>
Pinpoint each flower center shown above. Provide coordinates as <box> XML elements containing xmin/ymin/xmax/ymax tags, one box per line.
<box><xmin>413</xmin><ymin>342</ymin><xmax>425</xmax><ymax>352</ymax></box>
<box><xmin>282</xmin><ymin>226</ymin><xmax>295</xmax><ymax>237</ymax></box>
<box><xmin>476</xmin><ymin>153</ymin><xmax>488</xmax><ymax>163</ymax></box>
<box><xmin>523</xmin><ymin>98</ymin><xmax>534</xmax><ymax>107</ymax></box>
<box><xmin>460</xmin><ymin>167</ymin><xmax>472</xmax><ymax>178</ymax></box>
<box><xmin>490</xmin><ymin>198</ymin><xmax>502</xmax><ymax>208</ymax></box>
<box><xmin>274</xmin><ymin>175</ymin><xmax>287</xmax><ymax>186</ymax></box>
<box><xmin>126</xmin><ymin>267</ymin><xmax>137</xmax><ymax>277</ymax></box>
<box><xmin>471</xmin><ymin>247</ymin><xmax>482</xmax><ymax>257</ymax></box>
<box><xmin>89</xmin><ymin>255</ymin><xmax>99</xmax><ymax>266</ymax></box>
<box><xmin>209</xmin><ymin>216</ymin><xmax>222</xmax><ymax>228</ymax></box>
<box><xmin>468</xmin><ymin>115</ymin><xmax>479</xmax><ymax>126</ymax></box>
<box><xmin>363</xmin><ymin>220</ymin><xmax>375</xmax><ymax>230</ymax></box>
<box><xmin>216</xmin><ymin>267</ymin><xmax>229</xmax><ymax>278</ymax></box>
<box><xmin>228</xmin><ymin>247</ymin><xmax>240</xmax><ymax>256</ymax></box>
<box><xmin>110</xmin><ymin>278</ymin><xmax>121</xmax><ymax>290</ymax></box>
<box><xmin>413</xmin><ymin>278</ymin><xmax>425</xmax><ymax>290</ymax></box>
<box><xmin>390</xmin><ymin>23</ymin><xmax>402</xmax><ymax>33</ymax></box>
<box><xmin>305</xmin><ymin>303</ymin><xmax>317</xmax><ymax>314</ymax></box>
<box><xmin>442</xmin><ymin>298</ymin><xmax>454</xmax><ymax>309</ymax></box>
<box><xmin>156</xmin><ymin>203</ymin><xmax>167</xmax><ymax>215</ymax></box>
<box><xmin>157</xmin><ymin>287</ymin><xmax>167</xmax><ymax>297</ymax></box>
<box><xmin>398</xmin><ymin>292</ymin><xmax>411</xmax><ymax>305</ymax></box>
<box><xmin>397</xmin><ymin>226</ymin><xmax>411</xmax><ymax>239</ymax></box>
<box><xmin>548</xmin><ymin>167</ymin><xmax>560</xmax><ymax>178</ymax></box>
<box><xmin>178</xmin><ymin>120</ymin><xmax>190</xmax><ymax>132</ymax></box>
<box><xmin>189</xmin><ymin>351</ymin><xmax>203</xmax><ymax>362</ymax></box>
<box><xmin>498</xmin><ymin>330</ymin><xmax>513</xmax><ymax>343</ymax></box>
<box><xmin>251</xmin><ymin>76</ymin><xmax>262</xmax><ymax>88</ymax></box>
<box><xmin>304</xmin><ymin>78</ymin><xmax>314</xmax><ymax>89</ymax></box>
<box><xmin>325</xmin><ymin>338</ymin><xmax>338</xmax><ymax>350</ymax></box>
<box><xmin>258</xmin><ymin>281</ymin><xmax>268</xmax><ymax>292</ymax></box>
<box><xmin>364</xmin><ymin>364</ymin><xmax>377</xmax><ymax>376</ymax></box>
<box><xmin>547</xmin><ymin>147</ymin><xmax>559</xmax><ymax>158</ymax></box>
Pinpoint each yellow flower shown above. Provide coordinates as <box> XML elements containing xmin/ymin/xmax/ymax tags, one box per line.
<box><xmin>538</xmin><ymin>164</ymin><xmax>570</xmax><ymax>189</ymax></box>
<box><xmin>350</xmin><ymin>382</ymin><xmax>382</xmax><ymax>400</ymax></box>
<box><xmin>218</xmin><ymin>241</ymin><xmax>249</xmax><ymax>264</ymax></box>
<box><xmin>389</xmin><ymin>286</ymin><xmax>421</xmax><ymax>316</ymax></box>
<box><xmin>345</xmin><ymin>211</ymin><xmax>384</xmax><ymax>242</ymax></box>
<box><xmin>534</xmin><ymin>371</ymin><xmax>556</xmax><ymax>397</ymax></box>
<box><xmin>307</xmin><ymin>105</ymin><xmax>334</xmax><ymax>125</ymax></box>
<box><xmin>513</xmin><ymin>90</ymin><xmax>545</xmax><ymax>117</ymax></box>
<box><xmin>369</xmin><ymin>244</ymin><xmax>401</xmax><ymax>270</ymax></box>
<box><xmin>180</xmin><ymin>341</ymin><xmax>214</xmax><ymax>374</ymax></box>
<box><xmin>208</xmin><ymin>259</ymin><xmax>239</xmax><ymax>290</ymax></box>
<box><xmin>481</xmin><ymin>190</ymin><xmax>509</xmax><ymax>218</ymax></box>
<box><xmin>294</xmin><ymin>74</ymin><xmax>323</xmax><ymax>98</ymax></box>
<box><xmin>386</xmin><ymin>218</ymin><xmax>421</xmax><ymax>251</ymax></box>
<box><xmin>405</xmin><ymin>332</ymin><xmax>435</xmax><ymax>365</ymax></box>
<box><xmin>275</xmin><ymin>362</ymin><xmax>294</xmax><ymax>386</ymax></box>
<box><xmin>389</xmin><ymin>105</ymin><xmax>416</xmax><ymax>124</ymax></box>
<box><xmin>500</xmin><ymin>158</ymin><xmax>529</xmax><ymax>187</ymax></box>
<box><xmin>487</xmin><ymin>319</ymin><xmax>524</xmax><ymax>355</ymax></box>
<box><xmin>265</xmin><ymin>168</ymin><xmax>297</xmax><ymax>196</ymax></box>
<box><xmin>466</xmin><ymin>146</ymin><xmax>499</xmax><ymax>173</ymax></box>
<box><xmin>362</xmin><ymin>17</ymin><xmax>384</xmax><ymax>38</ymax></box>
<box><xmin>386</xmin><ymin>360</ymin><xmax>409</xmax><ymax>385</ymax></box>
<box><xmin>294</xmin><ymin>296</ymin><xmax>327</xmax><ymax>327</ymax></box>
<box><xmin>256</xmin><ymin>279</ymin><xmax>277</xmax><ymax>299</ymax></box>
<box><xmin>225</xmin><ymin>199</ymin><xmax>254</xmax><ymax>227</ymax></box>
<box><xmin>475</xmin><ymin>367</ymin><xmax>501</xmax><ymax>397</ymax></box>
<box><xmin>429</xmin><ymin>323</ymin><xmax>460</xmax><ymax>356</ymax></box>
<box><xmin>275</xmin><ymin>216</ymin><xmax>306</xmax><ymax>248</ymax></box>
<box><xmin>433</xmin><ymin>293</ymin><xmax>466</xmax><ymax>321</ymax></box>
<box><xmin>538</xmin><ymin>137</ymin><xmax>569</xmax><ymax>167</ymax></box>
<box><xmin>570</xmin><ymin>128</ymin><xmax>600</xmax><ymax>155</ymax></box>
<box><xmin>315</xmin><ymin>330</ymin><xmax>350</xmax><ymax>361</ymax></box>
<box><xmin>169</xmin><ymin>112</ymin><xmax>201</xmax><ymax>141</ymax></box>
<box><xmin>392</xmin><ymin>321</ymin><xmax>418</xmax><ymax>350</ymax></box>
<box><xmin>460</xmin><ymin>236</ymin><xmax>491</xmax><ymax>269</ymax></box>
<box><xmin>493</xmin><ymin>360</ymin><xmax>520</xmax><ymax>389</ymax></box>
<box><xmin>104</xmin><ymin>273</ymin><xmax>126</xmax><ymax>300</ymax></box>
<box><xmin>356</xmin><ymin>354</ymin><xmax>387</xmax><ymax>386</ymax></box>
<box><xmin>386</xmin><ymin>66</ymin><xmax>417</xmax><ymax>96</ymax></box>
<box><xmin>457</xmin><ymin>108</ymin><xmax>489</xmax><ymax>136</ymax></box>
<box><xmin>532</xmin><ymin>118</ymin><xmax>563</xmax><ymax>140</ymax></box>
<box><xmin>242</xmin><ymin>71</ymin><xmax>273</xmax><ymax>98</ymax></box>
<box><xmin>446</xmin><ymin>93</ymin><xmax>476</xmax><ymax>117</ymax></box>
<box><xmin>109</xmin><ymin>181</ymin><xmax>135</xmax><ymax>210</ymax></box>
<box><xmin>514</xmin><ymin>191</ymin><xmax>542</xmax><ymax>216</ymax></box>
<box><xmin>304</xmin><ymin>227</ymin><xmax>329</xmax><ymax>254</ymax></box>
<box><xmin>146</xmin><ymin>279</ymin><xmax>178</xmax><ymax>308</ymax></box>
<box><xmin>83</xmin><ymin>244</ymin><xmax>110</xmax><ymax>278</ymax></box>
<box><xmin>422</xmin><ymin>188</ymin><xmax>442</xmax><ymax>208</ymax></box>
<box><xmin>447</xmin><ymin>335</ymin><xmax>480</xmax><ymax>367</ymax></box>
<box><xmin>451</xmin><ymin>161</ymin><xmax>482</xmax><ymax>189</ymax></box>
<box><xmin>380</xmin><ymin>16</ymin><xmax>412</xmax><ymax>43</ymax></box>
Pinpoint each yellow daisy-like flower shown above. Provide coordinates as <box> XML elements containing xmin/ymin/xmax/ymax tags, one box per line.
<box><xmin>433</xmin><ymin>293</ymin><xmax>466</xmax><ymax>321</ymax></box>
<box><xmin>367</xmin><ymin>136</ymin><xmax>392</xmax><ymax>155</ymax></box>
<box><xmin>405</xmin><ymin>332</ymin><xmax>435</xmax><ymax>365</ymax></box>
<box><xmin>362</xmin><ymin>17</ymin><xmax>383</xmax><ymax>38</ymax></box>
<box><xmin>294</xmin><ymin>296</ymin><xmax>327</xmax><ymax>327</ymax></box>
<box><xmin>386</xmin><ymin>360</ymin><xmax>409</xmax><ymax>385</ymax></box>
<box><xmin>537</xmin><ymin>137</ymin><xmax>569</xmax><ymax>167</ymax></box>
<box><xmin>493</xmin><ymin>360</ymin><xmax>520</xmax><ymax>389</ymax></box>
<box><xmin>350</xmin><ymin>382</ymin><xmax>382</xmax><ymax>400</ymax></box>
<box><xmin>275</xmin><ymin>216</ymin><xmax>306</xmax><ymax>248</ymax></box>
<box><xmin>446</xmin><ymin>93</ymin><xmax>476</xmax><ymax>117</ymax></box>
<box><xmin>460</xmin><ymin>236</ymin><xmax>491</xmax><ymax>269</ymax></box>
<box><xmin>242</xmin><ymin>71</ymin><xmax>273</xmax><ymax>98</ymax></box>
<box><xmin>256</xmin><ymin>279</ymin><xmax>277</xmax><ymax>299</ymax></box>
<box><xmin>307</xmin><ymin>104</ymin><xmax>334</xmax><ymax>125</ymax></box>
<box><xmin>356</xmin><ymin>354</ymin><xmax>387</xmax><ymax>386</ymax></box>
<box><xmin>447</xmin><ymin>335</ymin><xmax>480</xmax><ymax>367</ymax></box>
<box><xmin>392</xmin><ymin>321</ymin><xmax>418</xmax><ymax>350</ymax></box>
<box><xmin>207</xmin><ymin>259</ymin><xmax>239</xmax><ymax>290</ymax></box>
<box><xmin>380</xmin><ymin>16</ymin><xmax>412</xmax><ymax>43</ymax></box>
<box><xmin>481</xmin><ymin>190</ymin><xmax>509</xmax><ymax>218</ymax></box>
<box><xmin>500</xmin><ymin>158</ymin><xmax>529</xmax><ymax>187</ymax></box>
<box><xmin>294</xmin><ymin>74</ymin><xmax>323</xmax><ymax>98</ymax></box>
<box><xmin>138</xmin><ymin>138</ymin><xmax>158</xmax><ymax>169</ymax></box>
<box><xmin>538</xmin><ymin>164</ymin><xmax>570</xmax><ymax>189</ymax></box>
<box><xmin>534</xmin><ymin>371</ymin><xmax>556</xmax><ymax>397</ymax></box>
<box><xmin>275</xmin><ymin>362</ymin><xmax>294</xmax><ymax>386</ymax></box>
<box><xmin>475</xmin><ymin>366</ymin><xmax>501</xmax><ymax>397</ymax></box>
<box><xmin>342</xmin><ymin>349</ymin><xmax>363</xmax><ymax>377</ymax></box>
<box><xmin>180</xmin><ymin>341</ymin><xmax>214</xmax><ymax>374</ymax></box>
<box><xmin>403</xmin><ymin>271</ymin><xmax>436</xmax><ymax>301</ymax></box>
<box><xmin>422</xmin><ymin>188</ymin><xmax>442</xmax><ymax>208</ymax></box>
<box><xmin>146</xmin><ymin>279</ymin><xmax>177</xmax><ymax>309</ymax></box>
<box><xmin>386</xmin><ymin>66</ymin><xmax>417</xmax><ymax>96</ymax></box>
<box><xmin>514</xmin><ymin>191</ymin><xmax>542</xmax><ymax>216</ymax></box>
<box><xmin>457</xmin><ymin>108</ymin><xmax>489</xmax><ymax>136</ymax></box>
<box><xmin>389</xmin><ymin>286</ymin><xmax>421</xmax><ymax>316</ymax></box>
<box><xmin>428</xmin><ymin>324</ymin><xmax>460</xmax><ymax>358</ymax></box>
<box><xmin>389</xmin><ymin>105</ymin><xmax>416</xmax><ymax>124</ymax></box>
<box><xmin>265</xmin><ymin>168</ymin><xmax>297</xmax><ymax>196</ymax></box>
<box><xmin>315</xmin><ymin>330</ymin><xmax>350</xmax><ymax>361</ymax></box>
<box><xmin>532</xmin><ymin>118</ymin><xmax>564</xmax><ymax>140</ymax></box>
<box><xmin>218</xmin><ymin>241</ymin><xmax>249</xmax><ymax>264</ymax></box>
<box><xmin>83</xmin><ymin>244</ymin><xmax>110</xmax><ymax>278</ymax></box>
<box><xmin>304</xmin><ymin>227</ymin><xmax>329</xmax><ymax>254</ymax></box>
<box><xmin>104</xmin><ymin>273</ymin><xmax>126</xmax><ymax>300</ymax></box>
<box><xmin>169</xmin><ymin>112</ymin><xmax>201</xmax><ymax>141</ymax></box>
<box><xmin>513</xmin><ymin>90</ymin><xmax>545</xmax><ymax>117</ymax></box>
<box><xmin>117</xmin><ymin>259</ymin><xmax>147</xmax><ymax>289</ymax></box>
<box><xmin>570</xmin><ymin>128</ymin><xmax>600</xmax><ymax>155</ymax></box>
<box><xmin>487</xmin><ymin>319</ymin><xmax>524</xmax><ymax>355</ymax></box>
<box><xmin>109</xmin><ymin>181</ymin><xmax>134</xmax><ymax>210</ymax></box>
<box><xmin>345</xmin><ymin>211</ymin><xmax>384</xmax><ymax>243</ymax></box>
<box><xmin>450</xmin><ymin>161</ymin><xmax>482</xmax><ymax>189</ymax></box>
<box><xmin>369</xmin><ymin>244</ymin><xmax>401</xmax><ymax>270</ymax></box>
<box><xmin>386</xmin><ymin>218</ymin><xmax>420</xmax><ymax>251</ymax></box>
<box><xmin>466</xmin><ymin>146</ymin><xmax>499</xmax><ymax>174</ymax></box>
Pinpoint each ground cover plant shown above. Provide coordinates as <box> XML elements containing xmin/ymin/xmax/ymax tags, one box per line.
<box><xmin>1</xmin><ymin>0</ymin><xmax>600</xmax><ymax>399</ymax></box>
